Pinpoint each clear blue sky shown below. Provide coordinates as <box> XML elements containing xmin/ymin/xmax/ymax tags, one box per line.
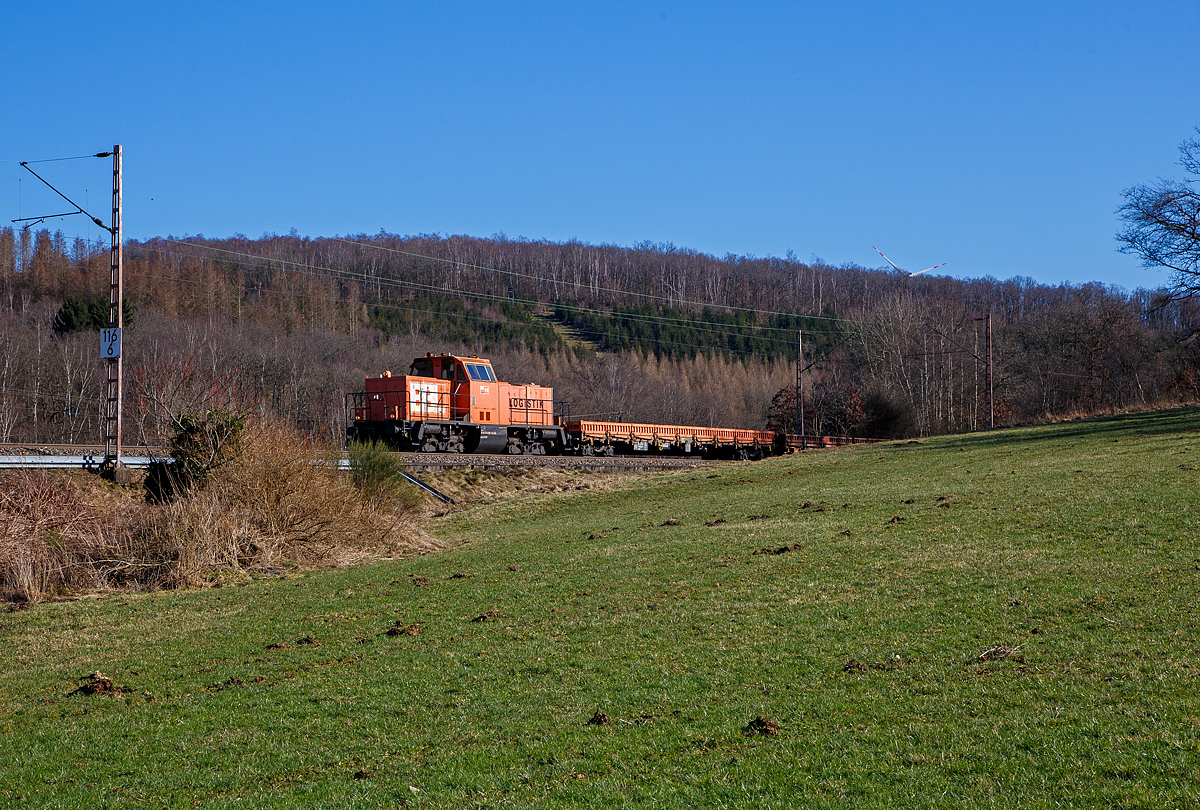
<box><xmin>3</xmin><ymin>1</ymin><xmax>1199</xmax><ymax>291</ymax></box>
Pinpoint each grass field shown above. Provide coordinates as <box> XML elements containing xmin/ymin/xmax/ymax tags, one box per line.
<box><xmin>2</xmin><ymin>408</ymin><xmax>1198</xmax><ymax>808</ymax></box>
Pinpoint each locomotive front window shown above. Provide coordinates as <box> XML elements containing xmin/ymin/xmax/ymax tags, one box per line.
<box><xmin>466</xmin><ymin>363</ymin><xmax>495</xmax><ymax>381</ymax></box>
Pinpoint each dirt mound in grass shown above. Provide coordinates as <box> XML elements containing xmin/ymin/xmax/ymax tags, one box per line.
<box><xmin>68</xmin><ymin>671</ymin><xmax>132</xmax><ymax>697</ymax></box>
<box><xmin>753</xmin><ymin>543</ymin><xmax>803</xmax><ymax>556</ymax></box>
<box><xmin>386</xmin><ymin>621</ymin><xmax>423</xmax><ymax>636</ymax></box>
<box><xmin>744</xmin><ymin>716</ymin><xmax>780</xmax><ymax>736</ymax></box>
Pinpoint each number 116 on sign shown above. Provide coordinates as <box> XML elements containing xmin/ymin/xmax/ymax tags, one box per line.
<box><xmin>101</xmin><ymin>328</ymin><xmax>122</xmax><ymax>358</ymax></box>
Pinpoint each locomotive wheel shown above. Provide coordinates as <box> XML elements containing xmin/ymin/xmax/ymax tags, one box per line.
<box><xmin>446</xmin><ymin>437</ymin><xmax>465</xmax><ymax>454</ymax></box>
<box><xmin>420</xmin><ymin>439</ymin><xmax>440</xmax><ymax>453</ymax></box>
<box><xmin>506</xmin><ymin>440</ymin><xmax>524</xmax><ymax>455</ymax></box>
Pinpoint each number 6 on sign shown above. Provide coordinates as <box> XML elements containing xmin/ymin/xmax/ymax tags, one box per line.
<box><xmin>101</xmin><ymin>328</ymin><xmax>122</xmax><ymax>358</ymax></box>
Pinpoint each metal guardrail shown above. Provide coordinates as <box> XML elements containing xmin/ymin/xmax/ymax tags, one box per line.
<box><xmin>0</xmin><ymin>455</ymin><xmax>162</xmax><ymax>470</ymax></box>
<box><xmin>0</xmin><ymin>455</ymin><xmax>460</xmax><ymax>502</ymax></box>
<box><xmin>0</xmin><ymin>455</ymin><xmax>457</xmax><ymax>504</ymax></box>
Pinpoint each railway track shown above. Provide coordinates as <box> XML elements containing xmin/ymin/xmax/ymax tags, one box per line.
<box><xmin>0</xmin><ymin>444</ymin><xmax>712</xmax><ymax>472</ymax></box>
<box><xmin>0</xmin><ymin>443</ymin><xmax>166</xmax><ymax>457</ymax></box>
<box><xmin>390</xmin><ymin>452</ymin><xmax>711</xmax><ymax>472</ymax></box>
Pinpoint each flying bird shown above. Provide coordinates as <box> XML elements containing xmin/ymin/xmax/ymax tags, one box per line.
<box><xmin>873</xmin><ymin>246</ymin><xmax>947</xmax><ymax>277</ymax></box>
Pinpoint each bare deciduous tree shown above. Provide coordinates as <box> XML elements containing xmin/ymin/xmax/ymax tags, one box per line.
<box><xmin>1117</xmin><ymin>128</ymin><xmax>1200</xmax><ymax>299</ymax></box>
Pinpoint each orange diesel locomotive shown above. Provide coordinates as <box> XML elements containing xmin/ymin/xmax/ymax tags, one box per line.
<box><xmin>346</xmin><ymin>353</ymin><xmax>784</xmax><ymax>458</ymax></box>
<box><xmin>345</xmin><ymin>353</ymin><xmax>568</xmax><ymax>455</ymax></box>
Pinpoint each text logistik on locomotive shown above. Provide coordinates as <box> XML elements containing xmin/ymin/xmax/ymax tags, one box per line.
<box><xmin>345</xmin><ymin>353</ymin><xmax>785</xmax><ymax>459</ymax></box>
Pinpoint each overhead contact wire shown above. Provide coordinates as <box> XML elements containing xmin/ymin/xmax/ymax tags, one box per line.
<box><xmin>140</xmin><ymin>239</ymin><xmax>846</xmax><ymax>346</ymax></box>
<box><xmin>9</xmin><ymin>167</ymin><xmax>865</xmax><ymax>327</ymax></box>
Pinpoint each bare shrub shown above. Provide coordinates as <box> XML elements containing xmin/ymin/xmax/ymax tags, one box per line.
<box><xmin>0</xmin><ymin>471</ymin><xmax>112</xmax><ymax>602</ymax></box>
<box><xmin>1</xmin><ymin>421</ymin><xmax>435</xmax><ymax>602</ymax></box>
<box><xmin>146</xmin><ymin>421</ymin><xmax>433</xmax><ymax>577</ymax></box>
<box><xmin>124</xmin><ymin>490</ymin><xmax>253</xmax><ymax>588</ymax></box>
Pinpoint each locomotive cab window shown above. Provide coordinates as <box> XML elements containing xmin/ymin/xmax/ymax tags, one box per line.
<box><xmin>466</xmin><ymin>363</ymin><xmax>496</xmax><ymax>381</ymax></box>
<box><xmin>410</xmin><ymin>359</ymin><xmax>433</xmax><ymax>377</ymax></box>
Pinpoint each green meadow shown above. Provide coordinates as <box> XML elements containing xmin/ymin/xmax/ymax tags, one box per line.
<box><xmin>2</xmin><ymin>408</ymin><xmax>1198</xmax><ymax>808</ymax></box>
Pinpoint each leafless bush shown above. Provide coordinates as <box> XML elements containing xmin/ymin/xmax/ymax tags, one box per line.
<box><xmin>0</xmin><ymin>471</ymin><xmax>113</xmax><ymax>602</ymax></box>
<box><xmin>0</xmin><ymin>422</ymin><xmax>434</xmax><ymax>602</ymax></box>
<box><xmin>144</xmin><ymin>421</ymin><xmax>432</xmax><ymax>581</ymax></box>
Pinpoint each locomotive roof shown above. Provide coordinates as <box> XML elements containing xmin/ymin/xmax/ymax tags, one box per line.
<box><xmin>418</xmin><ymin>353</ymin><xmax>493</xmax><ymax>364</ymax></box>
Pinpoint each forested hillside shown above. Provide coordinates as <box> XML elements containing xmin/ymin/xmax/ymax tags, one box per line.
<box><xmin>1</xmin><ymin>226</ymin><xmax>1197</xmax><ymax>446</ymax></box>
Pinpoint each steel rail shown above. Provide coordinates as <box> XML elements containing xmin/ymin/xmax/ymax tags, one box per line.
<box><xmin>386</xmin><ymin>453</ymin><xmax>712</xmax><ymax>471</ymax></box>
<box><xmin>0</xmin><ymin>443</ymin><xmax>165</xmax><ymax>457</ymax></box>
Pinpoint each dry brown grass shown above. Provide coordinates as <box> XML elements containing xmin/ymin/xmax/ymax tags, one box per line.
<box><xmin>0</xmin><ymin>422</ymin><xmax>436</xmax><ymax>602</ymax></box>
<box><xmin>0</xmin><ymin>471</ymin><xmax>122</xmax><ymax>602</ymax></box>
<box><xmin>149</xmin><ymin>423</ymin><xmax>434</xmax><ymax>585</ymax></box>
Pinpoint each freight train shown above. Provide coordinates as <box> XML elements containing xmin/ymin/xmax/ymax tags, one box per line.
<box><xmin>345</xmin><ymin>353</ymin><xmax>785</xmax><ymax>459</ymax></box>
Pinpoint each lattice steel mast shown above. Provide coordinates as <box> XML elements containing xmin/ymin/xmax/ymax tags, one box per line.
<box><xmin>103</xmin><ymin>145</ymin><xmax>124</xmax><ymax>473</ymax></box>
